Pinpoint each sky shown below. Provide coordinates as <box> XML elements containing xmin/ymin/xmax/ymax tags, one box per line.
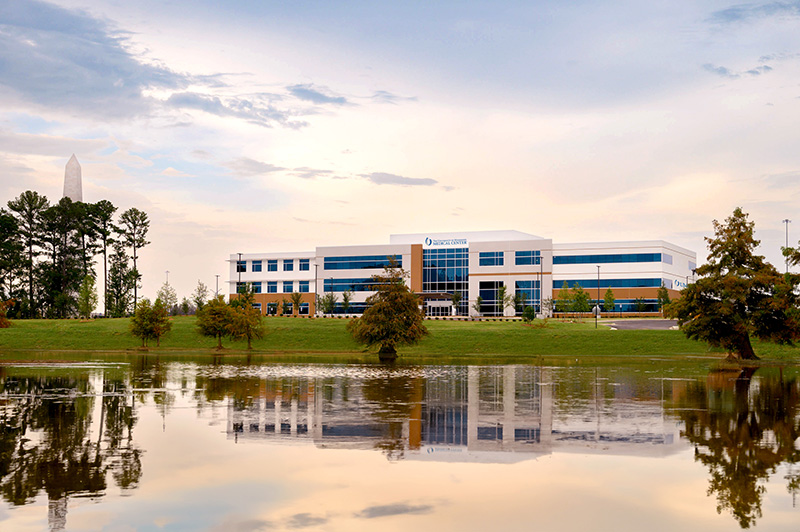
<box><xmin>2</xmin><ymin>0</ymin><xmax>800</xmax><ymax>304</ymax></box>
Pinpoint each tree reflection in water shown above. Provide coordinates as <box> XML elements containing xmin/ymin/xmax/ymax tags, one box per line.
<box><xmin>361</xmin><ymin>368</ymin><xmax>423</xmax><ymax>461</ymax></box>
<box><xmin>0</xmin><ymin>368</ymin><xmax>141</xmax><ymax>530</ymax></box>
<box><xmin>675</xmin><ymin>368</ymin><xmax>800</xmax><ymax>528</ymax></box>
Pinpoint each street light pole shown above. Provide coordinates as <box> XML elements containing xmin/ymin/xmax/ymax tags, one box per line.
<box><xmin>783</xmin><ymin>219</ymin><xmax>791</xmax><ymax>273</ymax></box>
<box><xmin>596</xmin><ymin>265</ymin><xmax>600</xmax><ymax>329</ymax></box>
<box><xmin>215</xmin><ymin>275</ymin><xmax>220</xmax><ymax>297</ymax></box>
<box><xmin>165</xmin><ymin>270</ymin><xmax>169</xmax><ymax>284</ymax></box>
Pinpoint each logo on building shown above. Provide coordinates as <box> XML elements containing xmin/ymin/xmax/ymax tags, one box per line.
<box><xmin>424</xmin><ymin>237</ymin><xmax>468</xmax><ymax>247</ymax></box>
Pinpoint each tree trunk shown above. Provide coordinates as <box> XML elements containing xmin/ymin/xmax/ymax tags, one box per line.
<box><xmin>730</xmin><ymin>333</ymin><xmax>759</xmax><ymax>360</ymax></box>
<box><xmin>378</xmin><ymin>344</ymin><xmax>397</xmax><ymax>362</ymax></box>
<box><xmin>216</xmin><ymin>334</ymin><xmax>223</xmax><ymax>350</ymax></box>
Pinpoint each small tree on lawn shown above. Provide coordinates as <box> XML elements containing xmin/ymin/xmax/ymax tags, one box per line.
<box><xmin>633</xmin><ymin>297</ymin><xmax>647</xmax><ymax>314</ymax></box>
<box><xmin>522</xmin><ymin>305</ymin><xmax>536</xmax><ymax>323</ymax></box>
<box><xmin>347</xmin><ymin>264</ymin><xmax>427</xmax><ymax>360</ymax></box>
<box><xmin>192</xmin><ymin>280</ymin><xmax>209</xmax><ymax>311</ymax></box>
<box><xmin>341</xmin><ymin>289</ymin><xmax>353</xmax><ymax>315</ymax></box>
<box><xmin>0</xmin><ymin>299</ymin><xmax>14</xmax><ymax>328</ymax></box>
<box><xmin>77</xmin><ymin>274</ymin><xmax>98</xmax><ymax>319</ymax></box>
<box><xmin>151</xmin><ymin>298</ymin><xmax>172</xmax><ymax>346</ymax></box>
<box><xmin>319</xmin><ymin>293</ymin><xmax>337</xmax><ymax>315</ymax></box>
<box><xmin>281</xmin><ymin>298</ymin><xmax>290</xmax><ymax>316</ymax></box>
<box><xmin>556</xmin><ymin>281</ymin><xmax>571</xmax><ymax>315</ymax></box>
<box><xmin>472</xmin><ymin>296</ymin><xmax>483</xmax><ymax>317</ymax></box>
<box><xmin>603</xmin><ymin>288</ymin><xmax>616</xmax><ymax>312</ymax></box>
<box><xmin>657</xmin><ymin>283</ymin><xmax>671</xmax><ymax>315</ymax></box>
<box><xmin>569</xmin><ymin>283</ymin><xmax>591</xmax><ymax>315</ymax></box>
<box><xmin>196</xmin><ymin>295</ymin><xmax>233</xmax><ymax>350</ymax></box>
<box><xmin>497</xmin><ymin>284</ymin><xmax>514</xmax><ymax>316</ymax></box>
<box><xmin>451</xmin><ymin>291</ymin><xmax>462</xmax><ymax>315</ymax></box>
<box><xmin>290</xmin><ymin>292</ymin><xmax>303</xmax><ymax>316</ymax></box>
<box><xmin>666</xmin><ymin>207</ymin><xmax>800</xmax><ymax>360</ymax></box>
<box><xmin>130</xmin><ymin>298</ymin><xmax>153</xmax><ymax>347</ymax></box>
<box><xmin>157</xmin><ymin>282</ymin><xmax>178</xmax><ymax>314</ymax></box>
<box><xmin>227</xmin><ymin>291</ymin><xmax>265</xmax><ymax>349</ymax></box>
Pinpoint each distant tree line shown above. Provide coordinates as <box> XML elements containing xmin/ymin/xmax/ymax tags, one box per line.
<box><xmin>0</xmin><ymin>190</ymin><xmax>149</xmax><ymax>318</ymax></box>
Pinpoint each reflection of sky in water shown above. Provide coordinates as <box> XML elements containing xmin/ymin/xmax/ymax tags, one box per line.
<box><xmin>0</xmin><ymin>361</ymin><xmax>798</xmax><ymax>531</ymax></box>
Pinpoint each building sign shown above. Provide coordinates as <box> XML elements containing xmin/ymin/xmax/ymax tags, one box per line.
<box><xmin>424</xmin><ymin>237</ymin><xmax>468</xmax><ymax>247</ymax></box>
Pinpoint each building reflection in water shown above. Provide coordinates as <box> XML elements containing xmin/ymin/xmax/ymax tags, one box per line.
<box><xmin>224</xmin><ymin>365</ymin><xmax>683</xmax><ymax>462</ymax></box>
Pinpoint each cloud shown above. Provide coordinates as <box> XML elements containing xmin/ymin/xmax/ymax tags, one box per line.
<box><xmin>165</xmin><ymin>92</ymin><xmax>308</xmax><ymax>128</ymax></box>
<box><xmin>360</xmin><ymin>172</ymin><xmax>438</xmax><ymax>186</ymax></box>
<box><xmin>702</xmin><ymin>63</ymin><xmax>773</xmax><ymax>78</ymax></box>
<box><xmin>225</xmin><ymin>157</ymin><xmax>285</xmax><ymax>176</ymax></box>
<box><xmin>0</xmin><ymin>130</ymin><xmax>107</xmax><ymax>156</ymax></box>
<box><xmin>286</xmin><ymin>513</ymin><xmax>329</xmax><ymax>529</ymax></box>
<box><xmin>0</xmin><ymin>0</ymin><xmax>188</xmax><ymax>118</ymax></box>
<box><xmin>290</xmin><ymin>167</ymin><xmax>334</xmax><ymax>179</ymax></box>
<box><xmin>161</xmin><ymin>167</ymin><xmax>193</xmax><ymax>177</ymax></box>
<box><xmin>370</xmin><ymin>90</ymin><xmax>418</xmax><ymax>105</ymax></box>
<box><xmin>708</xmin><ymin>2</ymin><xmax>800</xmax><ymax>24</ymax></box>
<box><xmin>355</xmin><ymin>503</ymin><xmax>433</xmax><ymax>519</ymax></box>
<box><xmin>287</xmin><ymin>84</ymin><xmax>349</xmax><ymax>105</ymax></box>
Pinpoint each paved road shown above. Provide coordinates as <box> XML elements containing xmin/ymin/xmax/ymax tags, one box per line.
<box><xmin>604</xmin><ymin>319</ymin><xmax>678</xmax><ymax>330</ymax></box>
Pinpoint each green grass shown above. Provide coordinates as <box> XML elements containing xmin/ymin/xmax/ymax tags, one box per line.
<box><xmin>1</xmin><ymin>316</ymin><xmax>799</xmax><ymax>364</ymax></box>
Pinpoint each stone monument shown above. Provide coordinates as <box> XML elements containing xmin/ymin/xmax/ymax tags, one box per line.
<box><xmin>63</xmin><ymin>154</ymin><xmax>82</xmax><ymax>202</ymax></box>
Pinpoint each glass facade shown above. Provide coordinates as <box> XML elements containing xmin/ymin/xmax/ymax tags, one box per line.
<box><xmin>423</xmin><ymin>248</ymin><xmax>469</xmax><ymax>315</ymax></box>
<box><xmin>553</xmin><ymin>253</ymin><xmax>662</xmax><ymax>265</ymax></box>
<box><xmin>324</xmin><ymin>278</ymin><xmax>379</xmax><ymax>292</ymax></box>
<box><xmin>479</xmin><ymin>251</ymin><xmax>504</xmax><ymax>266</ymax></box>
<box><xmin>515</xmin><ymin>250</ymin><xmax>541</xmax><ymax>266</ymax></box>
<box><xmin>478</xmin><ymin>280</ymin><xmax>502</xmax><ymax>316</ymax></box>
<box><xmin>514</xmin><ymin>280</ymin><xmax>540</xmax><ymax>314</ymax></box>
<box><xmin>323</xmin><ymin>255</ymin><xmax>401</xmax><ymax>270</ymax></box>
<box><xmin>556</xmin><ymin>278</ymin><xmax>666</xmax><ymax>289</ymax></box>
<box><xmin>299</xmin><ymin>259</ymin><xmax>310</xmax><ymax>271</ymax></box>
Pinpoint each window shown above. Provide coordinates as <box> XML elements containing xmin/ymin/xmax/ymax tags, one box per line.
<box><xmin>283</xmin><ymin>281</ymin><xmax>293</xmax><ymax>293</ymax></box>
<box><xmin>283</xmin><ymin>260</ymin><xmax>294</xmax><ymax>271</ymax></box>
<box><xmin>252</xmin><ymin>282</ymin><xmax>262</xmax><ymax>294</ymax></box>
<box><xmin>236</xmin><ymin>260</ymin><xmax>246</xmax><ymax>273</ymax></box>
<box><xmin>252</xmin><ymin>303</ymin><xmax>262</xmax><ymax>312</ymax></box>
<box><xmin>236</xmin><ymin>282</ymin><xmax>246</xmax><ymax>293</ymax></box>
<box><xmin>479</xmin><ymin>251</ymin><xmax>504</xmax><ymax>266</ymax></box>
<box><xmin>252</xmin><ymin>260</ymin><xmax>262</xmax><ymax>272</ymax></box>
<box><xmin>553</xmin><ymin>253</ymin><xmax>662</xmax><ymax>265</ymax></box>
<box><xmin>299</xmin><ymin>281</ymin><xmax>310</xmax><ymax>293</ymax></box>
<box><xmin>299</xmin><ymin>259</ymin><xmax>310</xmax><ymax>271</ymax></box>
<box><xmin>554</xmin><ymin>278</ymin><xmax>666</xmax><ymax>289</ymax></box>
<box><xmin>515</xmin><ymin>250</ymin><xmax>541</xmax><ymax>266</ymax></box>
<box><xmin>662</xmin><ymin>254</ymin><xmax>673</xmax><ymax>265</ymax></box>
<box><xmin>324</xmin><ymin>278</ymin><xmax>384</xmax><ymax>292</ymax></box>
<box><xmin>689</xmin><ymin>261</ymin><xmax>697</xmax><ymax>271</ymax></box>
<box><xmin>299</xmin><ymin>303</ymin><xmax>310</xmax><ymax>315</ymax></box>
<box><xmin>324</xmin><ymin>255</ymin><xmax>401</xmax><ymax>270</ymax></box>
<box><xmin>267</xmin><ymin>281</ymin><xmax>277</xmax><ymax>293</ymax></box>
<box><xmin>267</xmin><ymin>260</ymin><xmax>278</xmax><ymax>272</ymax></box>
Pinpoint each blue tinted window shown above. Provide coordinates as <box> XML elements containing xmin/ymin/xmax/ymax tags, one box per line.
<box><xmin>554</xmin><ymin>278</ymin><xmax>666</xmax><ymax>289</ymax></box>
<box><xmin>267</xmin><ymin>260</ymin><xmax>277</xmax><ymax>272</ymax></box>
<box><xmin>662</xmin><ymin>254</ymin><xmax>673</xmax><ymax>265</ymax></box>
<box><xmin>553</xmin><ymin>253</ymin><xmax>661</xmax><ymax>265</ymax></box>
<box><xmin>479</xmin><ymin>251</ymin><xmax>504</xmax><ymax>266</ymax></box>
<box><xmin>236</xmin><ymin>260</ymin><xmax>246</xmax><ymax>272</ymax></box>
<box><xmin>324</xmin><ymin>278</ymin><xmax>386</xmax><ymax>292</ymax></box>
<box><xmin>267</xmin><ymin>281</ymin><xmax>277</xmax><ymax>293</ymax></box>
<box><xmin>689</xmin><ymin>261</ymin><xmax>697</xmax><ymax>271</ymax></box>
<box><xmin>324</xmin><ymin>255</ymin><xmax>401</xmax><ymax>270</ymax></box>
<box><xmin>299</xmin><ymin>281</ymin><xmax>310</xmax><ymax>293</ymax></box>
<box><xmin>252</xmin><ymin>282</ymin><xmax>262</xmax><ymax>294</ymax></box>
<box><xmin>515</xmin><ymin>250</ymin><xmax>541</xmax><ymax>266</ymax></box>
<box><xmin>236</xmin><ymin>282</ymin><xmax>246</xmax><ymax>293</ymax></box>
<box><xmin>252</xmin><ymin>260</ymin><xmax>262</xmax><ymax>272</ymax></box>
<box><xmin>283</xmin><ymin>281</ymin><xmax>293</xmax><ymax>293</ymax></box>
<box><xmin>299</xmin><ymin>259</ymin><xmax>310</xmax><ymax>271</ymax></box>
<box><xmin>283</xmin><ymin>260</ymin><xmax>294</xmax><ymax>271</ymax></box>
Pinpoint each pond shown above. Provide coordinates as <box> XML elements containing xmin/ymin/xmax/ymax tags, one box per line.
<box><xmin>1</xmin><ymin>355</ymin><xmax>798</xmax><ymax>531</ymax></box>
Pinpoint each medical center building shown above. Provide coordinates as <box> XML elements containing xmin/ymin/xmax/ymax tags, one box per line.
<box><xmin>229</xmin><ymin>230</ymin><xmax>696</xmax><ymax>317</ymax></box>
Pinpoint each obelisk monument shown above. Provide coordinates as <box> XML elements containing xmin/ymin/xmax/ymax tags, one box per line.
<box><xmin>63</xmin><ymin>154</ymin><xmax>82</xmax><ymax>202</ymax></box>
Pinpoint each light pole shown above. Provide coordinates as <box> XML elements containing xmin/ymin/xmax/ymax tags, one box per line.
<box><xmin>314</xmin><ymin>262</ymin><xmax>318</xmax><ymax>317</ymax></box>
<box><xmin>165</xmin><ymin>270</ymin><xmax>169</xmax><ymax>284</ymax></box>
<box><xmin>596</xmin><ymin>265</ymin><xmax>600</xmax><ymax>329</ymax></box>
<box><xmin>215</xmin><ymin>275</ymin><xmax>220</xmax><ymax>297</ymax></box>
<box><xmin>783</xmin><ymin>219</ymin><xmax>791</xmax><ymax>273</ymax></box>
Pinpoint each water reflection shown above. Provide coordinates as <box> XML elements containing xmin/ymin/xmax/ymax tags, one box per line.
<box><xmin>0</xmin><ymin>359</ymin><xmax>798</xmax><ymax>530</ymax></box>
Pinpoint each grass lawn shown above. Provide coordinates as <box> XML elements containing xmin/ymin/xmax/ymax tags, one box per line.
<box><xmin>1</xmin><ymin>316</ymin><xmax>799</xmax><ymax>364</ymax></box>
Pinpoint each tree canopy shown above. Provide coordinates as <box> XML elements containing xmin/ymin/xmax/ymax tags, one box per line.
<box><xmin>347</xmin><ymin>265</ymin><xmax>427</xmax><ymax>359</ymax></box>
<box><xmin>666</xmin><ymin>207</ymin><xmax>800</xmax><ymax>360</ymax></box>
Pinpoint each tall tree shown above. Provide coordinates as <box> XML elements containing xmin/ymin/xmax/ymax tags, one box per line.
<box><xmin>0</xmin><ymin>209</ymin><xmax>22</xmax><ymax>301</ymax></box>
<box><xmin>7</xmin><ymin>191</ymin><xmax>49</xmax><ymax>317</ymax></box>
<box><xmin>118</xmin><ymin>208</ymin><xmax>150</xmax><ymax>309</ymax></box>
<box><xmin>347</xmin><ymin>265</ymin><xmax>427</xmax><ymax>360</ymax></box>
<box><xmin>666</xmin><ymin>208</ymin><xmax>800</xmax><ymax>360</ymax></box>
<box><xmin>77</xmin><ymin>275</ymin><xmax>98</xmax><ymax>319</ymax></box>
<box><xmin>38</xmin><ymin>198</ymin><xmax>84</xmax><ymax>318</ymax></box>
<box><xmin>106</xmin><ymin>242</ymin><xmax>135</xmax><ymax>317</ymax></box>
<box><xmin>93</xmin><ymin>200</ymin><xmax>117</xmax><ymax>315</ymax></box>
